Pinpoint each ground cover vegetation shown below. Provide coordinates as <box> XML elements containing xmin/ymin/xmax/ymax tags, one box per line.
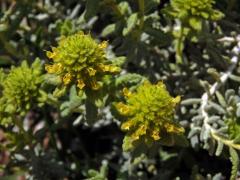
<box><xmin>0</xmin><ymin>0</ymin><xmax>240</xmax><ymax>179</ymax></box>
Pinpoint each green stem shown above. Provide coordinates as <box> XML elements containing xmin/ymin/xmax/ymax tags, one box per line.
<box><xmin>227</xmin><ymin>0</ymin><xmax>236</xmax><ymax>12</ymax></box>
<box><xmin>134</xmin><ymin>0</ymin><xmax>145</xmax><ymax>42</ymax></box>
<box><xmin>44</xmin><ymin>106</ymin><xmax>61</xmax><ymax>153</ymax></box>
<box><xmin>103</xmin><ymin>0</ymin><xmax>123</xmax><ymax>19</ymax></box>
<box><xmin>211</xmin><ymin>131</ymin><xmax>240</xmax><ymax>150</ymax></box>
<box><xmin>14</xmin><ymin>116</ymin><xmax>33</xmax><ymax>147</ymax></box>
<box><xmin>176</xmin><ymin>25</ymin><xmax>184</xmax><ymax>64</ymax></box>
<box><xmin>138</xmin><ymin>0</ymin><xmax>145</xmax><ymax>30</ymax></box>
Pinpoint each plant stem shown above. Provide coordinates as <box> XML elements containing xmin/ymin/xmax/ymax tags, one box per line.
<box><xmin>176</xmin><ymin>25</ymin><xmax>184</xmax><ymax>64</ymax></box>
<box><xmin>227</xmin><ymin>0</ymin><xmax>236</xmax><ymax>12</ymax></box>
<box><xmin>14</xmin><ymin>116</ymin><xmax>33</xmax><ymax>147</ymax></box>
<box><xmin>103</xmin><ymin>0</ymin><xmax>123</xmax><ymax>19</ymax></box>
<box><xmin>211</xmin><ymin>132</ymin><xmax>240</xmax><ymax>150</ymax></box>
<box><xmin>138</xmin><ymin>0</ymin><xmax>145</xmax><ymax>31</ymax></box>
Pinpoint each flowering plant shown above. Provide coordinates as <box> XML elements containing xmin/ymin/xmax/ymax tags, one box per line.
<box><xmin>116</xmin><ymin>81</ymin><xmax>184</xmax><ymax>151</ymax></box>
<box><xmin>45</xmin><ymin>32</ymin><xmax>120</xmax><ymax>96</ymax></box>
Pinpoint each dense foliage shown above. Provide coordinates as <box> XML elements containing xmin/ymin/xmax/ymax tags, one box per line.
<box><xmin>0</xmin><ymin>0</ymin><xmax>240</xmax><ymax>179</ymax></box>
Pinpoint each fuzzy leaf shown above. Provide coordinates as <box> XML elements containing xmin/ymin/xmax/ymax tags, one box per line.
<box><xmin>101</xmin><ymin>24</ymin><xmax>116</xmax><ymax>37</ymax></box>
<box><xmin>189</xmin><ymin>17</ymin><xmax>202</xmax><ymax>31</ymax></box>
<box><xmin>216</xmin><ymin>91</ymin><xmax>227</xmax><ymax>107</ymax></box>
<box><xmin>229</xmin><ymin>147</ymin><xmax>239</xmax><ymax>180</ymax></box>
<box><xmin>123</xmin><ymin>13</ymin><xmax>138</xmax><ymax>36</ymax></box>
<box><xmin>215</xmin><ymin>140</ymin><xmax>223</xmax><ymax>156</ymax></box>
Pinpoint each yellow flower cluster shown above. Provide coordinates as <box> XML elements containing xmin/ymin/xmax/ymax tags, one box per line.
<box><xmin>0</xmin><ymin>60</ymin><xmax>44</xmax><ymax>126</ymax></box>
<box><xmin>170</xmin><ymin>0</ymin><xmax>224</xmax><ymax>21</ymax></box>
<box><xmin>45</xmin><ymin>31</ymin><xmax>120</xmax><ymax>92</ymax></box>
<box><xmin>116</xmin><ymin>80</ymin><xmax>184</xmax><ymax>151</ymax></box>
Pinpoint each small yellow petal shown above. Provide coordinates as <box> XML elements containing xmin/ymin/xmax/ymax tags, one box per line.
<box><xmin>63</xmin><ymin>73</ymin><xmax>72</xmax><ymax>85</ymax></box>
<box><xmin>87</xmin><ymin>67</ymin><xmax>96</xmax><ymax>76</ymax></box>
<box><xmin>172</xmin><ymin>96</ymin><xmax>181</xmax><ymax>104</ymax></box>
<box><xmin>102</xmin><ymin>64</ymin><xmax>110</xmax><ymax>72</ymax></box>
<box><xmin>46</xmin><ymin>51</ymin><xmax>56</xmax><ymax>59</ymax></box>
<box><xmin>131</xmin><ymin>125</ymin><xmax>147</xmax><ymax>141</ymax></box>
<box><xmin>97</xmin><ymin>64</ymin><xmax>119</xmax><ymax>73</ymax></box>
<box><xmin>45</xmin><ymin>64</ymin><xmax>53</xmax><ymax>73</ymax></box>
<box><xmin>123</xmin><ymin>88</ymin><xmax>132</xmax><ymax>97</ymax></box>
<box><xmin>121</xmin><ymin>123</ymin><xmax>130</xmax><ymax>131</ymax></box>
<box><xmin>77</xmin><ymin>79</ymin><xmax>85</xmax><ymax>89</ymax></box>
<box><xmin>116</xmin><ymin>102</ymin><xmax>130</xmax><ymax>115</ymax></box>
<box><xmin>131</xmin><ymin>133</ymin><xmax>140</xmax><ymax>141</ymax></box>
<box><xmin>164</xmin><ymin>123</ymin><xmax>184</xmax><ymax>133</ymax></box>
<box><xmin>98</xmin><ymin>41</ymin><xmax>108</xmax><ymax>49</ymax></box>
<box><xmin>45</xmin><ymin>63</ymin><xmax>63</xmax><ymax>74</ymax></box>
<box><xmin>151</xmin><ymin>129</ymin><xmax>160</xmax><ymax>140</ymax></box>
<box><xmin>108</xmin><ymin>66</ymin><xmax>120</xmax><ymax>73</ymax></box>
<box><xmin>121</xmin><ymin>120</ymin><xmax>134</xmax><ymax>130</ymax></box>
<box><xmin>137</xmin><ymin>125</ymin><xmax>147</xmax><ymax>136</ymax></box>
<box><xmin>97</xmin><ymin>64</ymin><xmax>109</xmax><ymax>72</ymax></box>
<box><xmin>157</xmin><ymin>81</ymin><xmax>165</xmax><ymax>89</ymax></box>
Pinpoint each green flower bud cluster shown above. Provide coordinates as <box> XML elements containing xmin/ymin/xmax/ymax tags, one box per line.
<box><xmin>115</xmin><ymin>80</ymin><xmax>184</xmax><ymax>151</ymax></box>
<box><xmin>167</xmin><ymin>0</ymin><xmax>224</xmax><ymax>30</ymax></box>
<box><xmin>45</xmin><ymin>31</ymin><xmax>120</xmax><ymax>95</ymax></box>
<box><xmin>0</xmin><ymin>60</ymin><xmax>44</xmax><ymax>125</ymax></box>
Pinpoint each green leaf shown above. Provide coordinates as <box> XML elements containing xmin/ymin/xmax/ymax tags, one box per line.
<box><xmin>229</xmin><ymin>74</ymin><xmax>240</xmax><ymax>83</ymax></box>
<box><xmin>201</xmin><ymin>12</ymin><xmax>209</xmax><ymax>19</ymax></box>
<box><xmin>144</xmin><ymin>27</ymin><xmax>172</xmax><ymax>46</ymax></box>
<box><xmin>101</xmin><ymin>24</ymin><xmax>116</xmax><ymax>37</ymax></box>
<box><xmin>123</xmin><ymin>13</ymin><xmax>138</xmax><ymax>36</ymax></box>
<box><xmin>225</xmin><ymin>89</ymin><xmax>235</xmax><ymax>102</ymax></box>
<box><xmin>189</xmin><ymin>17</ymin><xmax>202</xmax><ymax>31</ymax></box>
<box><xmin>115</xmin><ymin>73</ymin><xmax>145</xmax><ymax>87</ymax></box>
<box><xmin>229</xmin><ymin>147</ymin><xmax>239</xmax><ymax>180</ymax></box>
<box><xmin>60</xmin><ymin>85</ymin><xmax>84</xmax><ymax>117</ymax></box>
<box><xmin>215</xmin><ymin>140</ymin><xmax>224</xmax><ymax>156</ymax></box>
<box><xmin>216</xmin><ymin>91</ymin><xmax>227</xmax><ymax>107</ymax></box>
<box><xmin>181</xmin><ymin>98</ymin><xmax>202</xmax><ymax>105</ymax></box>
<box><xmin>86</xmin><ymin>162</ymin><xmax>108</xmax><ymax>180</ymax></box>
<box><xmin>53</xmin><ymin>86</ymin><xmax>66</xmax><ymax>98</ymax></box>
<box><xmin>118</xmin><ymin>1</ymin><xmax>131</xmax><ymax>15</ymax></box>
<box><xmin>56</xmin><ymin>19</ymin><xmax>74</xmax><ymax>36</ymax></box>
<box><xmin>44</xmin><ymin>74</ymin><xmax>62</xmax><ymax>86</ymax></box>
<box><xmin>122</xmin><ymin>136</ymin><xmax>134</xmax><ymax>151</ymax></box>
<box><xmin>110</xmin><ymin>56</ymin><xmax>126</xmax><ymax>67</ymax></box>
<box><xmin>88</xmin><ymin>169</ymin><xmax>99</xmax><ymax>177</ymax></box>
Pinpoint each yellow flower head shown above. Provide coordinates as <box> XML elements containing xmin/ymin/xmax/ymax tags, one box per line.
<box><xmin>169</xmin><ymin>0</ymin><xmax>224</xmax><ymax>23</ymax></box>
<box><xmin>116</xmin><ymin>80</ymin><xmax>184</xmax><ymax>151</ymax></box>
<box><xmin>1</xmin><ymin>60</ymin><xmax>44</xmax><ymax>117</ymax></box>
<box><xmin>45</xmin><ymin>31</ymin><xmax>120</xmax><ymax>92</ymax></box>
